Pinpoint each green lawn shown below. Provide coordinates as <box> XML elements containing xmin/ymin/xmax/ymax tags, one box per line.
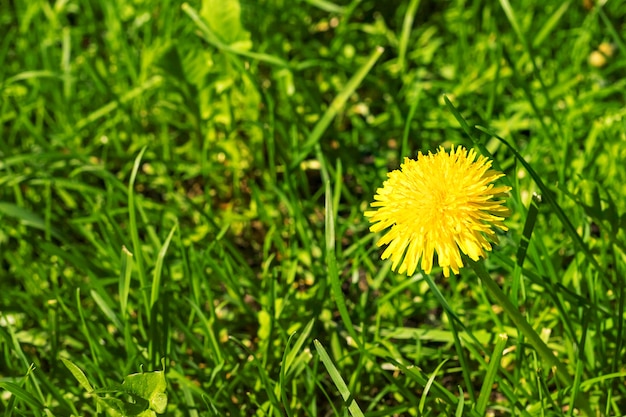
<box><xmin>1</xmin><ymin>0</ymin><xmax>626</xmax><ymax>415</ymax></box>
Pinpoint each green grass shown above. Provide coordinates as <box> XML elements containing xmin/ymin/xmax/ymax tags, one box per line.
<box><xmin>1</xmin><ymin>0</ymin><xmax>626</xmax><ymax>415</ymax></box>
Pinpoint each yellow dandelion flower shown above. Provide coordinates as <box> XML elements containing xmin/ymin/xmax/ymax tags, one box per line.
<box><xmin>365</xmin><ymin>146</ymin><xmax>511</xmax><ymax>277</ymax></box>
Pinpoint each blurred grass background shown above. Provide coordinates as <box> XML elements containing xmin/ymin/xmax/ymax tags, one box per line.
<box><xmin>1</xmin><ymin>0</ymin><xmax>626</xmax><ymax>415</ymax></box>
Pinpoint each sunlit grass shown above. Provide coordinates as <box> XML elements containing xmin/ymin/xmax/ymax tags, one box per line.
<box><xmin>1</xmin><ymin>0</ymin><xmax>626</xmax><ymax>416</ymax></box>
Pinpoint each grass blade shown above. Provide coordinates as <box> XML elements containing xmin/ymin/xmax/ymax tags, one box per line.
<box><xmin>475</xmin><ymin>125</ymin><xmax>603</xmax><ymax>274</ymax></box>
<box><xmin>325</xmin><ymin>178</ymin><xmax>361</xmax><ymax>350</ymax></box>
<box><xmin>75</xmin><ymin>76</ymin><xmax>163</xmax><ymax>130</ymax></box>
<box><xmin>284</xmin><ymin>319</ymin><xmax>315</xmax><ymax>373</ymax></box>
<box><xmin>150</xmin><ymin>223</ymin><xmax>177</xmax><ymax>310</ymax></box>
<box><xmin>292</xmin><ymin>46</ymin><xmax>385</xmax><ymax>169</ymax></box>
<box><xmin>532</xmin><ymin>1</ymin><xmax>571</xmax><ymax>48</ymax></box>
<box><xmin>128</xmin><ymin>147</ymin><xmax>149</xmax><ymax>318</ymax></box>
<box><xmin>423</xmin><ymin>274</ymin><xmax>476</xmax><ymax>402</ymax></box>
<box><xmin>313</xmin><ymin>340</ymin><xmax>364</xmax><ymax>417</ymax></box>
<box><xmin>119</xmin><ymin>245</ymin><xmax>134</xmax><ymax>321</ymax></box>
<box><xmin>418</xmin><ymin>359</ymin><xmax>448</xmax><ymax>414</ymax></box>
<box><xmin>229</xmin><ymin>336</ymin><xmax>283</xmax><ymax>416</ymax></box>
<box><xmin>401</xmin><ymin>84</ymin><xmax>423</xmax><ymax>158</ymax></box>
<box><xmin>0</xmin><ymin>202</ymin><xmax>63</xmax><ymax>241</ymax></box>
<box><xmin>475</xmin><ymin>333</ymin><xmax>508</xmax><ymax>414</ymax></box>
<box><xmin>60</xmin><ymin>358</ymin><xmax>94</xmax><ymax>393</ymax></box>
<box><xmin>498</xmin><ymin>0</ymin><xmax>561</xmax><ymax>139</ymax></box>
<box><xmin>397</xmin><ymin>0</ymin><xmax>421</xmax><ymax>74</ymax></box>
<box><xmin>0</xmin><ymin>381</ymin><xmax>45</xmax><ymax>411</ymax></box>
<box><xmin>181</xmin><ymin>3</ymin><xmax>289</xmax><ymax>67</ymax></box>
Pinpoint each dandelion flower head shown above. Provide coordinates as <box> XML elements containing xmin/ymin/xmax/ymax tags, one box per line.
<box><xmin>365</xmin><ymin>146</ymin><xmax>511</xmax><ymax>277</ymax></box>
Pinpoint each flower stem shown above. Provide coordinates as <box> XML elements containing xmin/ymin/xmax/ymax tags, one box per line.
<box><xmin>469</xmin><ymin>259</ymin><xmax>592</xmax><ymax>415</ymax></box>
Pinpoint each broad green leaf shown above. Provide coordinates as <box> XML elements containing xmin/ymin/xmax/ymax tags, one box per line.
<box><xmin>122</xmin><ymin>370</ymin><xmax>168</xmax><ymax>414</ymax></box>
<box><xmin>200</xmin><ymin>0</ymin><xmax>251</xmax><ymax>48</ymax></box>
